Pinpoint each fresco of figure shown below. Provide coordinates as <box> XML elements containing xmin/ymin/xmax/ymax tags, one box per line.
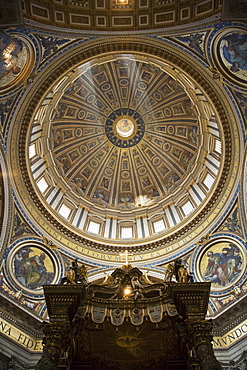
<box><xmin>14</xmin><ymin>247</ymin><xmax>54</xmax><ymax>289</ymax></box>
<box><xmin>203</xmin><ymin>243</ymin><xmax>242</xmax><ymax>287</ymax></box>
<box><xmin>222</xmin><ymin>32</ymin><xmax>247</xmax><ymax>72</ymax></box>
<box><xmin>0</xmin><ymin>31</ymin><xmax>23</xmax><ymax>79</ymax></box>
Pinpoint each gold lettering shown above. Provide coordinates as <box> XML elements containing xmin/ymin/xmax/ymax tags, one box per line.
<box><xmin>17</xmin><ymin>333</ymin><xmax>24</xmax><ymax>342</ymax></box>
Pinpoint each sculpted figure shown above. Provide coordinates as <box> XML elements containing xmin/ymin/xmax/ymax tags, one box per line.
<box><xmin>178</xmin><ymin>265</ymin><xmax>188</xmax><ymax>283</ymax></box>
<box><xmin>61</xmin><ymin>259</ymin><xmax>87</xmax><ymax>285</ymax></box>
<box><xmin>164</xmin><ymin>263</ymin><xmax>175</xmax><ymax>282</ymax></box>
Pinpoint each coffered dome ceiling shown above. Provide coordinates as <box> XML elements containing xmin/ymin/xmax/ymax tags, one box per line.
<box><xmin>21</xmin><ymin>0</ymin><xmax>221</xmax><ymax>32</ymax></box>
<box><xmin>42</xmin><ymin>55</ymin><xmax>209</xmax><ymax>214</ymax></box>
<box><xmin>10</xmin><ymin>39</ymin><xmax>239</xmax><ymax>260</ymax></box>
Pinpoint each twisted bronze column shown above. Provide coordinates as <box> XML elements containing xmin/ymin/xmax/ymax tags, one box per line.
<box><xmin>187</xmin><ymin>320</ymin><xmax>221</xmax><ymax>370</ymax></box>
<box><xmin>36</xmin><ymin>321</ymin><xmax>74</xmax><ymax>369</ymax></box>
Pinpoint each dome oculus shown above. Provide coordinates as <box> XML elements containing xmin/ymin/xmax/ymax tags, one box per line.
<box><xmin>105</xmin><ymin>109</ymin><xmax>145</xmax><ymax>148</ymax></box>
<box><xmin>116</xmin><ymin>118</ymin><xmax>134</xmax><ymax>138</ymax></box>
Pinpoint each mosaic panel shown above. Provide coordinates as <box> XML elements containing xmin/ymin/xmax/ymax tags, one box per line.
<box><xmin>198</xmin><ymin>238</ymin><xmax>245</xmax><ymax>291</ymax></box>
<box><xmin>12</xmin><ymin>245</ymin><xmax>55</xmax><ymax>290</ymax></box>
<box><xmin>213</xmin><ymin>28</ymin><xmax>247</xmax><ymax>87</ymax></box>
<box><xmin>0</xmin><ymin>31</ymin><xmax>34</xmax><ymax>93</ymax></box>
